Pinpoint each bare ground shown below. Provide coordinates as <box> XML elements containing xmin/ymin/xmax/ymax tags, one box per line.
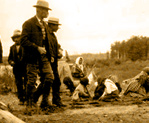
<box><xmin>0</xmin><ymin>92</ymin><xmax>148</xmax><ymax>123</ymax></box>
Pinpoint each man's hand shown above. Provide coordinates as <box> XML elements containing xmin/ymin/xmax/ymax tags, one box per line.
<box><xmin>51</xmin><ymin>57</ymin><xmax>54</xmax><ymax>63</ymax></box>
<box><xmin>38</xmin><ymin>46</ymin><xmax>46</xmax><ymax>54</ymax></box>
<box><xmin>10</xmin><ymin>61</ymin><xmax>15</xmax><ymax>66</ymax></box>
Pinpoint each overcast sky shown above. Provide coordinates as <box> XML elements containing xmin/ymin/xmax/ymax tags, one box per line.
<box><xmin>0</xmin><ymin>0</ymin><xmax>149</xmax><ymax>56</ymax></box>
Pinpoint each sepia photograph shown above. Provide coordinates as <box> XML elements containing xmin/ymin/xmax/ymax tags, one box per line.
<box><xmin>0</xmin><ymin>0</ymin><xmax>148</xmax><ymax>122</ymax></box>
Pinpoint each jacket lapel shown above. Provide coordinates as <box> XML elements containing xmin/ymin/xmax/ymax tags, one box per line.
<box><xmin>33</xmin><ymin>16</ymin><xmax>41</xmax><ymax>28</ymax></box>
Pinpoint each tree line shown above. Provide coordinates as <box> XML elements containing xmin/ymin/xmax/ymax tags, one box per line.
<box><xmin>110</xmin><ymin>36</ymin><xmax>149</xmax><ymax>61</ymax></box>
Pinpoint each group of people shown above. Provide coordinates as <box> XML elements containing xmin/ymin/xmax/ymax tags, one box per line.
<box><xmin>63</xmin><ymin>57</ymin><xmax>149</xmax><ymax>102</ymax></box>
<box><xmin>5</xmin><ymin>0</ymin><xmax>149</xmax><ymax>113</ymax></box>
<box><xmin>8</xmin><ymin>0</ymin><xmax>65</xmax><ymax>110</ymax></box>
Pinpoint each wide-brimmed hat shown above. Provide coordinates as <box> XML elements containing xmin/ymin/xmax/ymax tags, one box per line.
<box><xmin>11</xmin><ymin>29</ymin><xmax>21</xmax><ymax>39</ymax></box>
<box><xmin>48</xmin><ymin>17</ymin><xmax>61</xmax><ymax>25</ymax></box>
<box><xmin>33</xmin><ymin>0</ymin><xmax>52</xmax><ymax>10</ymax></box>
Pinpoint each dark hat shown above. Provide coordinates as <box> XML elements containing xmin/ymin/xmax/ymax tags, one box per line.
<box><xmin>33</xmin><ymin>0</ymin><xmax>52</xmax><ymax>10</ymax></box>
<box><xmin>80</xmin><ymin>77</ymin><xmax>89</xmax><ymax>86</ymax></box>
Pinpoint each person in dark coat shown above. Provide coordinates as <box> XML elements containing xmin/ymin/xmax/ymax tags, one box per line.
<box><xmin>8</xmin><ymin>29</ymin><xmax>27</xmax><ymax>105</ymax></box>
<box><xmin>0</xmin><ymin>36</ymin><xmax>3</xmax><ymax>63</ymax></box>
<box><xmin>33</xmin><ymin>17</ymin><xmax>65</xmax><ymax>107</ymax></box>
<box><xmin>47</xmin><ymin>17</ymin><xmax>65</xmax><ymax>107</ymax></box>
<box><xmin>20</xmin><ymin>0</ymin><xmax>54</xmax><ymax>109</ymax></box>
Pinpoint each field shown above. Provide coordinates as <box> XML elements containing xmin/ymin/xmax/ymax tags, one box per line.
<box><xmin>0</xmin><ymin>56</ymin><xmax>149</xmax><ymax>123</ymax></box>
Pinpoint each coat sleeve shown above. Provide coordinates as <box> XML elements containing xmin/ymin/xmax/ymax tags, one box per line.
<box><xmin>45</xmin><ymin>26</ymin><xmax>54</xmax><ymax>58</ymax></box>
<box><xmin>20</xmin><ymin>21</ymin><xmax>38</xmax><ymax>50</ymax></box>
<box><xmin>8</xmin><ymin>47</ymin><xmax>13</xmax><ymax>65</ymax></box>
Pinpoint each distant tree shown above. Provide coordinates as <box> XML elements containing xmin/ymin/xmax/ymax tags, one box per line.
<box><xmin>110</xmin><ymin>36</ymin><xmax>149</xmax><ymax>61</ymax></box>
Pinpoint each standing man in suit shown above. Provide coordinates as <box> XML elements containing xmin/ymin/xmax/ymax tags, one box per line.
<box><xmin>8</xmin><ymin>29</ymin><xmax>27</xmax><ymax>105</ymax></box>
<box><xmin>47</xmin><ymin>17</ymin><xmax>65</xmax><ymax>107</ymax></box>
<box><xmin>20</xmin><ymin>0</ymin><xmax>54</xmax><ymax>110</ymax></box>
<box><xmin>33</xmin><ymin>17</ymin><xmax>65</xmax><ymax>107</ymax></box>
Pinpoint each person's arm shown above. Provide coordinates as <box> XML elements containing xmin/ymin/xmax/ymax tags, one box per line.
<box><xmin>20</xmin><ymin>21</ymin><xmax>38</xmax><ymax>50</ymax></box>
<box><xmin>8</xmin><ymin>47</ymin><xmax>15</xmax><ymax>66</ymax></box>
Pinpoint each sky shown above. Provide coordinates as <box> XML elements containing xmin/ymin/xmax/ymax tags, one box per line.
<box><xmin>1</xmin><ymin>0</ymin><xmax>149</xmax><ymax>56</ymax></box>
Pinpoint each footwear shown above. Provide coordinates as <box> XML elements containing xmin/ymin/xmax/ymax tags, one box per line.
<box><xmin>40</xmin><ymin>101</ymin><xmax>52</xmax><ymax>109</ymax></box>
<box><xmin>18</xmin><ymin>101</ymin><xmax>24</xmax><ymax>105</ymax></box>
<box><xmin>53</xmin><ymin>102</ymin><xmax>66</xmax><ymax>107</ymax></box>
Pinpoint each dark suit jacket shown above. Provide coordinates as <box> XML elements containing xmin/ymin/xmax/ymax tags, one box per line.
<box><xmin>0</xmin><ymin>41</ymin><xmax>2</xmax><ymax>63</ymax></box>
<box><xmin>8</xmin><ymin>44</ymin><xmax>26</xmax><ymax>75</ymax></box>
<box><xmin>20</xmin><ymin>16</ymin><xmax>53</xmax><ymax>64</ymax></box>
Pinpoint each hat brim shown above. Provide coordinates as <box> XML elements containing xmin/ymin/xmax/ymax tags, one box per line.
<box><xmin>33</xmin><ymin>5</ymin><xmax>52</xmax><ymax>10</ymax></box>
<box><xmin>11</xmin><ymin>35</ymin><xmax>21</xmax><ymax>39</ymax></box>
<box><xmin>48</xmin><ymin>22</ymin><xmax>61</xmax><ymax>25</ymax></box>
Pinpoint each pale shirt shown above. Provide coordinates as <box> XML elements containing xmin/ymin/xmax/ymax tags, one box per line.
<box><xmin>101</xmin><ymin>79</ymin><xmax>118</xmax><ymax>98</ymax></box>
<box><xmin>16</xmin><ymin>45</ymin><xmax>20</xmax><ymax>53</ymax></box>
<box><xmin>72</xmin><ymin>83</ymin><xmax>88</xmax><ymax>101</ymax></box>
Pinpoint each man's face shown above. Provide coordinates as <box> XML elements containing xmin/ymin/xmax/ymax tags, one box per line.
<box><xmin>38</xmin><ymin>7</ymin><xmax>49</xmax><ymax>19</ymax></box>
<box><xmin>51</xmin><ymin>24</ymin><xmax>59</xmax><ymax>32</ymax></box>
<box><xmin>13</xmin><ymin>37</ymin><xmax>20</xmax><ymax>45</ymax></box>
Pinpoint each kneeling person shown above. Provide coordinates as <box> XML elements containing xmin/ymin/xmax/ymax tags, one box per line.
<box><xmin>72</xmin><ymin>77</ymin><xmax>90</xmax><ymax>101</ymax></box>
<box><xmin>94</xmin><ymin>75</ymin><xmax>121</xmax><ymax>101</ymax></box>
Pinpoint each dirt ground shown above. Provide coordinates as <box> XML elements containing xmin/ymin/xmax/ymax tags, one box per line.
<box><xmin>0</xmin><ymin>92</ymin><xmax>148</xmax><ymax>123</ymax></box>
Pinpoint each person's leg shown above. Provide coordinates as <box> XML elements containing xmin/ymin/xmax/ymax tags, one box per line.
<box><xmin>26</xmin><ymin>63</ymin><xmax>38</xmax><ymax>107</ymax></box>
<box><xmin>14</xmin><ymin>74</ymin><xmax>24</xmax><ymax>104</ymax></box>
<box><xmin>52</xmin><ymin>64</ymin><xmax>66</xmax><ymax>107</ymax></box>
<box><xmin>52</xmin><ymin>70</ymin><xmax>61</xmax><ymax>105</ymax></box>
<box><xmin>39</xmin><ymin>55</ymin><xmax>54</xmax><ymax>109</ymax></box>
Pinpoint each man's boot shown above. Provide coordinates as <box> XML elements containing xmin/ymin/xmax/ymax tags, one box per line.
<box><xmin>40</xmin><ymin>81</ymin><xmax>52</xmax><ymax>110</ymax></box>
<box><xmin>26</xmin><ymin>84</ymin><xmax>36</xmax><ymax>108</ymax></box>
<box><xmin>33</xmin><ymin>83</ymin><xmax>44</xmax><ymax>104</ymax></box>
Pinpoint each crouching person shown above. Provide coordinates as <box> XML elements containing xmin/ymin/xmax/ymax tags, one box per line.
<box><xmin>93</xmin><ymin>75</ymin><xmax>121</xmax><ymax>101</ymax></box>
<box><xmin>72</xmin><ymin>77</ymin><xmax>90</xmax><ymax>101</ymax></box>
<box><xmin>63</xmin><ymin>76</ymin><xmax>76</xmax><ymax>95</ymax></box>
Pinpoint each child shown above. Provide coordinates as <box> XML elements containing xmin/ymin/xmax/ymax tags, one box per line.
<box><xmin>8</xmin><ymin>29</ymin><xmax>27</xmax><ymax>105</ymax></box>
<box><xmin>72</xmin><ymin>77</ymin><xmax>90</xmax><ymax>101</ymax></box>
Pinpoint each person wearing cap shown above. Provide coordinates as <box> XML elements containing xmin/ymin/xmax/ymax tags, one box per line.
<box><xmin>47</xmin><ymin>17</ymin><xmax>65</xmax><ymax>107</ymax></box>
<box><xmin>20</xmin><ymin>0</ymin><xmax>54</xmax><ymax>109</ymax></box>
<box><xmin>33</xmin><ymin>17</ymin><xmax>65</xmax><ymax>107</ymax></box>
<box><xmin>8</xmin><ymin>29</ymin><xmax>27</xmax><ymax>105</ymax></box>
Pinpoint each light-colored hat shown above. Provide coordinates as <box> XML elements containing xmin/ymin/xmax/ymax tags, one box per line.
<box><xmin>48</xmin><ymin>17</ymin><xmax>61</xmax><ymax>25</ymax></box>
<box><xmin>33</xmin><ymin>0</ymin><xmax>52</xmax><ymax>10</ymax></box>
<box><xmin>11</xmin><ymin>29</ymin><xmax>21</xmax><ymax>39</ymax></box>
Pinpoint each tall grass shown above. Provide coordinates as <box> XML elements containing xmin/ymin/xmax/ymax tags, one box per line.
<box><xmin>70</xmin><ymin>54</ymin><xmax>149</xmax><ymax>82</ymax></box>
<box><xmin>0</xmin><ymin>64</ymin><xmax>14</xmax><ymax>94</ymax></box>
